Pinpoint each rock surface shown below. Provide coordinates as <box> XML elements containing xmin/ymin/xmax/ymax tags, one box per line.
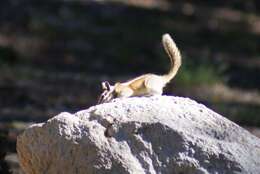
<box><xmin>17</xmin><ymin>96</ymin><xmax>260</xmax><ymax>174</ymax></box>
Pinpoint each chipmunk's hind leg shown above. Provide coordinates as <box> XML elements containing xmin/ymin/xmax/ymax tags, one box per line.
<box><xmin>144</xmin><ymin>75</ymin><xmax>164</xmax><ymax>96</ymax></box>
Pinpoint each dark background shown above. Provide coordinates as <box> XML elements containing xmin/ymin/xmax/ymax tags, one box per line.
<box><xmin>1</xmin><ymin>0</ymin><xmax>260</xmax><ymax>173</ymax></box>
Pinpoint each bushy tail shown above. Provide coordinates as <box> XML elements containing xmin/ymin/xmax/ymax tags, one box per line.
<box><xmin>162</xmin><ymin>33</ymin><xmax>182</xmax><ymax>83</ymax></box>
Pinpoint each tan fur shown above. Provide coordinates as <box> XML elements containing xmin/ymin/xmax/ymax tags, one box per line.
<box><xmin>98</xmin><ymin>33</ymin><xmax>182</xmax><ymax>104</ymax></box>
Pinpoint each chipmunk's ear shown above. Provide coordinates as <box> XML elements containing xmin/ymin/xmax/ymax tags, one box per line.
<box><xmin>101</xmin><ymin>81</ymin><xmax>111</xmax><ymax>91</ymax></box>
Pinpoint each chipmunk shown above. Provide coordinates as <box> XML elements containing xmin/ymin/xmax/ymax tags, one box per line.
<box><xmin>98</xmin><ymin>33</ymin><xmax>182</xmax><ymax>104</ymax></box>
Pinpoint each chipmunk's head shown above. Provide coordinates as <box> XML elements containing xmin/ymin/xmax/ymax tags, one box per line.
<box><xmin>98</xmin><ymin>81</ymin><xmax>116</xmax><ymax>104</ymax></box>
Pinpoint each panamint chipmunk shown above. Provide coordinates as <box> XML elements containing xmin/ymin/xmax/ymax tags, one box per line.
<box><xmin>98</xmin><ymin>33</ymin><xmax>182</xmax><ymax>104</ymax></box>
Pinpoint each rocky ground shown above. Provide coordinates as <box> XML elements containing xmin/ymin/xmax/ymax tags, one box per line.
<box><xmin>17</xmin><ymin>96</ymin><xmax>260</xmax><ymax>174</ymax></box>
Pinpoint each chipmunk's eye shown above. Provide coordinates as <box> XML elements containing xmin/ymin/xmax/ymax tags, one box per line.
<box><xmin>112</xmin><ymin>90</ymin><xmax>118</xmax><ymax>98</ymax></box>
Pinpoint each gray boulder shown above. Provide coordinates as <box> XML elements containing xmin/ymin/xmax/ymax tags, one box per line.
<box><xmin>17</xmin><ymin>96</ymin><xmax>260</xmax><ymax>174</ymax></box>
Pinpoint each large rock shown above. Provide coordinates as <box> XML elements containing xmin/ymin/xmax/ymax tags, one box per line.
<box><xmin>17</xmin><ymin>96</ymin><xmax>260</xmax><ymax>174</ymax></box>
